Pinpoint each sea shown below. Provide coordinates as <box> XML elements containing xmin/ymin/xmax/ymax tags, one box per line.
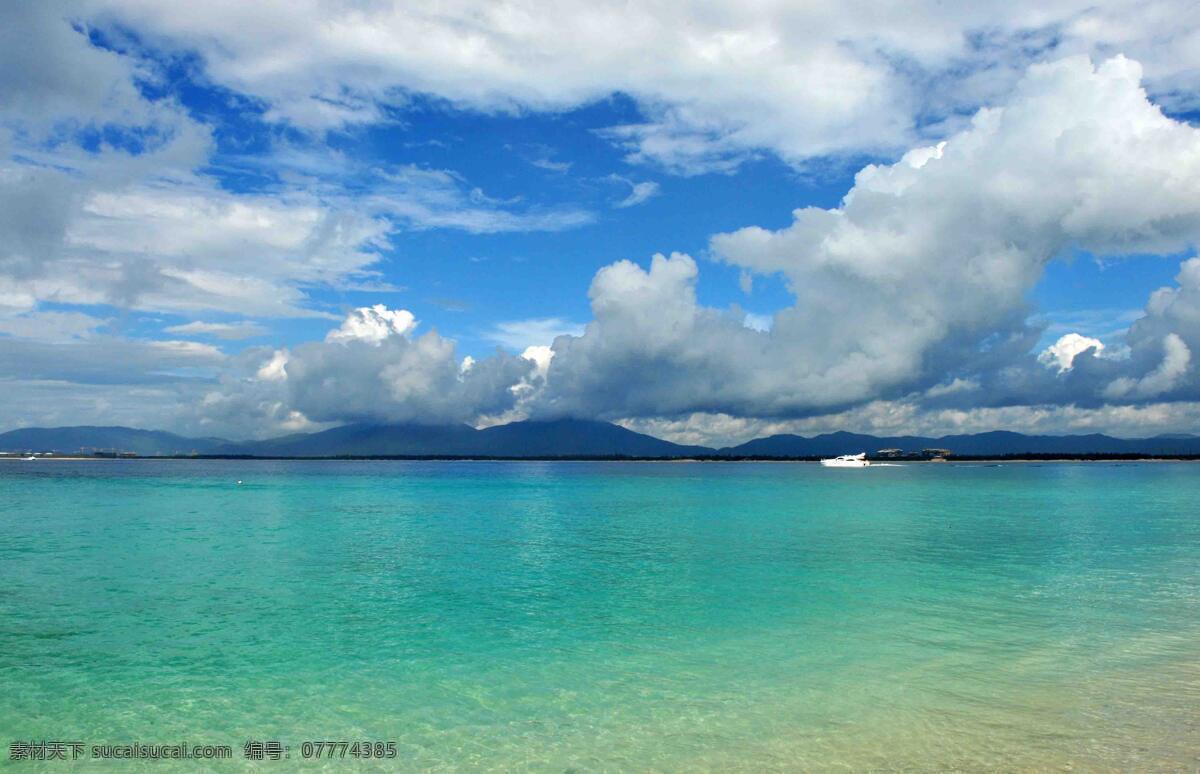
<box><xmin>1</xmin><ymin>460</ymin><xmax>1197</xmax><ymax>770</ymax></box>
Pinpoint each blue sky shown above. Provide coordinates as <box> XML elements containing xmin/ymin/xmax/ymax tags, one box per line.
<box><xmin>140</xmin><ymin>67</ymin><xmax>833</xmax><ymax>357</ymax></box>
<box><xmin>3</xmin><ymin>2</ymin><xmax>1200</xmax><ymax>443</ymax></box>
<box><xmin>105</xmin><ymin>51</ymin><xmax>1181</xmax><ymax>357</ymax></box>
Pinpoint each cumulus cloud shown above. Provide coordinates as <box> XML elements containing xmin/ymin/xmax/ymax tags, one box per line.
<box><xmin>1104</xmin><ymin>333</ymin><xmax>1191</xmax><ymax>399</ymax></box>
<box><xmin>157</xmin><ymin>306</ymin><xmax>540</xmax><ymax>435</ymax></box>
<box><xmin>0</xmin><ymin>304</ymin><xmax>535</xmax><ymax>437</ymax></box>
<box><xmin>0</xmin><ymin>7</ymin><xmax>585</xmax><ymax>435</ymax></box>
<box><xmin>1115</xmin><ymin>257</ymin><xmax>1200</xmax><ymax>393</ymax></box>
<box><xmin>255</xmin><ymin>350</ymin><xmax>289</xmax><ymax>382</ymax></box>
<box><xmin>534</xmin><ymin>57</ymin><xmax>1200</xmax><ymax>420</ymax></box>
<box><xmin>519</xmin><ymin>345</ymin><xmax>555</xmax><ymax>378</ymax></box>
<box><xmin>472</xmin><ymin>345</ymin><xmax>557</xmax><ymax>428</ymax></box>
<box><xmin>535</xmin><ymin>252</ymin><xmax>773</xmax><ymax>418</ymax></box>
<box><xmin>325</xmin><ymin>305</ymin><xmax>417</xmax><ymax>344</ymax></box>
<box><xmin>269</xmin><ymin>306</ymin><xmax>534</xmax><ymax>425</ymax></box>
<box><xmin>1038</xmin><ymin>333</ymin><xmax>1105</xmax><ymax>373</ymax></box>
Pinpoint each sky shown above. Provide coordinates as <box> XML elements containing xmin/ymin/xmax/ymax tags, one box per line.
<box><xmin>3</xmin><ymin>1</ymin><xmax>1200</xmax><ymax>445</ymax></box>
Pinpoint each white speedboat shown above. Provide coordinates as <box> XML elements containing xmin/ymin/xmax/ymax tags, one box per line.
<box><xmin>820</xmin><ymin>452</ymin><xmax>869</xmax><ymax>468</ymax></box>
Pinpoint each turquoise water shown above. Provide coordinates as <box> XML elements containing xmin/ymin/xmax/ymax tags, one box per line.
<box><xmin>1</xmin><ymin>460</ymin><xmax>1198</xmax><ymax>770</ymax></box>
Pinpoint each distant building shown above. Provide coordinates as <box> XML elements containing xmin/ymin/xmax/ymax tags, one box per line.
<box><xmin>922</xmin><ymin>448</ymin><xmax>953</xmax><ymax>458</ymax></box>
<box><xmin>876</xmin><ymin>448</ymin><xmax>904</xmax><ymax>458</ymax></box>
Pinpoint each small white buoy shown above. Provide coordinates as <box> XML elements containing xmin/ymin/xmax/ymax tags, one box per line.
<box><xmin>236</xmin><ymin>480</ymin><xmax>243</xmax><ymax>485</ymax></box>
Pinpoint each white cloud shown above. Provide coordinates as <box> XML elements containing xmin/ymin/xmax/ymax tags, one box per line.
<box><xmin>229</xmin><ymin>148</ymin><xmax>595</xmax><ymax>234</ymax></box>
<box><xmin>282</xmin><ymin>306</ymin><xmax>533</xmax><ymax>424</ymax></box>
<box><xmin>486</xmin><ymin>317</ymin><xmax>585</xmax><ymax>351</ymax></box>
<box><xmin>1039</xmin><ymin>333</ymin><xmax>1105</xmax><ymax>373</ymax></box>
<box><xmin>1104</xmin><ymin>333</ymin><xmax>1191</xmax><ymax>398</ymax></box>
<box><xmin>163</xmin><ymin>321</ymin><xmax>268</xmax><ymax>340</ymax></box>
<box><xmin>709</xmin><ymin>56</ymin><xmax>1200</xmax><ymax>402</ymax></box>
<box><xmin>471</xmin><ymin>345</ymin><xmax>557</xmax><ymax>428</ymax></box>
<box><xmin>924</xmin><ymin>378</ymin><xmax>980</xmax><ymax>398</ymax></box>
<box><xmin>738</xmin><ymin>270</ymin><xmax>754</xmax><ymax>294</ymax></box>
<box><xmin>0</xmin><ymin>310</ymin><xmax>108</xmax><ymax>341</ymax></box>
<box><xmin>531</xmin><ymin>159</ymin><xmax>572</xmax><ymax>173</ymax></box>
<box><xmin>325</xmin><ymin>305</ymin><xmax>417</xmax><ymax>344</ymax></box>
<box><xmin>608</xmin><ymin>177</ymin><xmax>661</xmax><ymax>208</ymax></box>
<box><xmin>520</xmin><ymin>345</ymin><xmax>554</xmax><ymax>377</ymax></box>
<box><xmin>370</xmin><ymin>164</ymin><xmax>594</xmax><ymax>233</ymax></box>
<box><xmin>255</xmin><ymin>350</ymin><xmax>289</xmax><ymax>382</ymax></box>
<box><xmin>0</xmin><ymin>380</ymin><xmax>211</xmax><ymax>435</ymax></box>
<box><xmin>88</xmin><ymin>0</ymin><xmax>1200</xmax><ymax>171</ymax></box>
<box><xmin>0</xmin><ymin>30</ymin><xmax>390</xmax><ymax>322</ymax></box>
<box><xmin>742</xmin><ymin>313</ymin><xmax>772</xmax><ymax>332</ymax></box>
<box><xmin>0</xmin><ymin>9</ymin><xmax>596</xmax><ymax>332</ymax></box>
<box><xmin>0</xmin><ymin>3</ymin><xmax>162</xmax><ymax>128</ymax></box>
<box><xmin>536</xmin><ymin>57</ymin><xmax>1200</xmax><ymax>420</ymax></box>
<box><xmin>1119</xmin><ymin>258</ymin><xmax>1200</xmax><ymax>384</ymax></box>
<box><xmin>146</xmin><ymin>305</ymin><xmax>540</xmax><ymax>433</ymax></box>
<box><xmin>7</xmin><ymin>6</ymin><xmax>1200</xmax><ymax>442</ymax></box>
<box><xmin>537</xmin><ymin>252</ymin><xmax>773</xmax><ymax>417</ymax></box>
<box><xmin>0</xmin><ymin>334</ymin><xmax>225</xmax><ymax>386</ymax></box>
<box><xmin>149</xmin><ymin>340</ymin><xmax>226</xmax><ymax>359</ymax></box>
<box><xmin>621</xmin><ymin>399</ymin><xmax>1200</xmax><ymax>448</ymax></box>
<box><xmin>54</xmin><ymin>184</ymin><xmax>392</xmax><ymax>317</ymax></box>
<box><xmin>520</xmin><ymin>146</ymin><xmax>573</xmax><ymax>174</ymax></box>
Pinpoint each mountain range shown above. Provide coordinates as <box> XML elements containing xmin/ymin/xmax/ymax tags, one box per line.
<box><xmin>1</xmin><ymin>420</ymin><xmax>1199</xmax><ymax>458</ymax></box>
<box><xmin>0</xmin><ymin>426</ymin><xmax>227</xmax><ymax>456</ymax></box>
<box><xmin>209</xmin><ymin>419</ymin><xmax>712</xmax><ymax>457</ymax></box>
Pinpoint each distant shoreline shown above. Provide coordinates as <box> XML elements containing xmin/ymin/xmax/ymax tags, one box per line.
<box><xmin>5</xmin><ymin>454</ymin><xmax>1200</xmax><ymax>463</ymax></box>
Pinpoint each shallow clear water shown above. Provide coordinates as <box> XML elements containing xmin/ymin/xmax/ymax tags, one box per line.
<box><xmin>1</xmin><ymin>460</ymin><xmax>1198</xmax><ymax>770</ymax></box>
